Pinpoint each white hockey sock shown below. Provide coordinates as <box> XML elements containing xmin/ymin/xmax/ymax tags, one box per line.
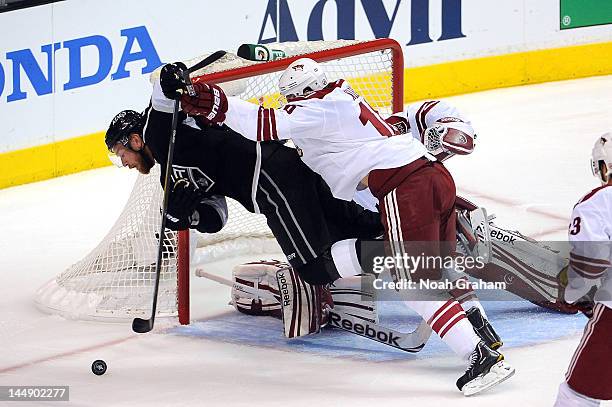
<box><xmin>330</xmin><ymin>238</ymin><xmax>362</xmax><ymax>277</ymax></box>
<box><xmin>440</xmin><ymin>318</ymin><xmax>482</xmax><ymax>361</ymax></box>
<box><xmin>448</xmin><ymin>276</ymin><xmax>488</xmax><ymax>319</ymax></box>
<box><xmin>553</xmin><ymin>381</ymin><xmax>601</xmax><ymax>407</ymax></box>
<box><xmin>405</xmin><ymin>299</ymin><xmax>480</xmax><ymax>360</ymax></box>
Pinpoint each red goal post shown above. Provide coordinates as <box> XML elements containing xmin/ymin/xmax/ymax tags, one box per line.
<box><xmin>35</xmin><ymin>38</ymin><xmax>405</xmax><ymax>325</ymax></box>
<box><xmin>194</xmin><ymin>38</ymin><xmax>404</xmax><ymax>114</ymax></box>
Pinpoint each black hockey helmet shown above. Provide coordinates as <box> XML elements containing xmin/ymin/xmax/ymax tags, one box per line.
<box><xmin>105</xmin><ymin>110</ymin><xmax>145</xmax><ymax>151</ymax></box>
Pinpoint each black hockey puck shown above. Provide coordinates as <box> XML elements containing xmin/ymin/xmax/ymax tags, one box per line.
<box><xmin>91</xmin><ymin>360</ymin><xmax>107</xmax><ymax>376</ymax></box>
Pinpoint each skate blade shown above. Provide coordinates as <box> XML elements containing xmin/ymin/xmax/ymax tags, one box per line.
<box><xmin>462</xmin><ymin>361</ymin><xmax>515</xmax><ymax>397</ymax></box>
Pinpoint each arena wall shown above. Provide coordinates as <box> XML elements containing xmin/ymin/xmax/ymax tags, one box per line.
<box><xmin>1</xmin><ymin>0</ymin><xmax>611</xmax><ymax>188</ymax></box>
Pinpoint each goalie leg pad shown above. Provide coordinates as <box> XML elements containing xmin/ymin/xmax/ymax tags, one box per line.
<box><xmin>454</xmin><ymin>198</ymin><xmax>578</xmax><ymax>314</ymax></box>
<box><xmin>276</xmin><ymin>267</ymin><xmax>330</xmax><ymax>338</ymax></box>
<box><xmin>330</xmin><ymin>275</ymin><xmax>378</xmax><ymax>323</ymax></box>
<box><xmin>456</xmin><ymin>206</ymin><xmax>492</xmax><ymax>263</ymax></box>
<box><xmin>466</xmin><ymin>223</ymin><xmax>578</xmax><ymax>313</ymax></box>
<box><xmin>231</xmin><ymin>260</ymin><xmax>286</xmax><ymax>318</ymax></box>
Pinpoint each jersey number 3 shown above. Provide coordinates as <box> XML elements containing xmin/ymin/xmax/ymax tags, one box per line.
<box><xmin>569</xmin><ymin>217</ymin><xmax>581</xmax><ymax>235</ymax></box>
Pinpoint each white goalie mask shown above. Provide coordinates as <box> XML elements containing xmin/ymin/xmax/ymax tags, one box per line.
<box><xmin>591</xmin><ymin>132</ymin><xmax>612</xmax><ymax>184</ymax></box>
<box><xmin>279</xmin><ymin>58</ymin><xmax>328</xmax><ymax>100</ymax></box>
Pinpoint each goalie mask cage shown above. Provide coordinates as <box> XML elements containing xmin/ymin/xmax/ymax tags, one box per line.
<box><xmin>35</xmin><ymin>38</ymin><xmax>404</xmax><ymax>324</ymax></box>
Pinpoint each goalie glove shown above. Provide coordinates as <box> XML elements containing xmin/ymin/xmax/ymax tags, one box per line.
<box><xmin>165</xmin><ymin>178</ymin><xmax>205</xmax><ymax>231</ymax></box>
<box><xmin>231</xmin><ymin>260</ymin><xmax>286</xmax><ymax>318</ymax></box>
<box><xmin>181</xmin><ymin>82</ymin><xmax>228</xmax><ymax>124</ymax></box>
<box><xmin>160</xmin><ymin>62</ymin><xmax>188</xmax><ymax>99</ymax></box>
<box><xmin>424</xmin><ymin>120</ymin><xmax>476</xmax><ymax>157</ymax></box>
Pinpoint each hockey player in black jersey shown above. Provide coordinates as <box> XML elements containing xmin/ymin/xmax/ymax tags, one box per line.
<box><xmin>104</xmin><ymin>64</ymin><xmax>389</xmax><ymax>338</ymax></box>
<box><xmin>105</xmin><ymin>107</ymin><xmax>382</xmax><ymax>280</ymax></box>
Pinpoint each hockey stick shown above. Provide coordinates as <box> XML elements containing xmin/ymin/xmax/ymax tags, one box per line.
<box><xmin>197</xmin><ymin>269</ymin><xmax>432</xmax><ymax>352</ymax></box>
<box><xmin>198</xmin><ymin>270</ymin><xmax>282</xmax><ymax>304</ymax></box>
<box><xmin>132</xmin><ymin>51</ymin><xmax>227</xmax><ymax>334</ymax></box>
<box><xmin>187</xmin><ymin>50</ymin><xmax>227</xmax><ymax>74</ymax></box>
<box><xmin>327</xmin><ymin>309</ymin><xmax>431</xmax><ymax>353</ymax></box>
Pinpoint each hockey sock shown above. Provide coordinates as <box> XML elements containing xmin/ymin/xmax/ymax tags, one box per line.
<box><xmin>330</xmin><ymin>238</ymin><xmax>362</xmax><ymax>277</ymax></box>
<box><xmin>448</xmin><ymin>276</ymin><xmax>488</xmax><ymax>318</ymax></box>
<box><xmin>405</xmin><ymin>299</ymin><xmax>481</xmax><ymax>360</ymax></box>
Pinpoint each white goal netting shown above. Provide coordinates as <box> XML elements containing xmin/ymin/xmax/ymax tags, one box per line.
<box><xmin>35</xmin><ymin>39</ymin><xmax>403</xmax><ymax>323</ymax></box>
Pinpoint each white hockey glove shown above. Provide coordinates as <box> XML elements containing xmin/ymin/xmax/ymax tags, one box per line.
<box><xmin>557</xmin><ymin>266</ymin><xmax>596</xmax><ymax>317</ymax></box>
<box><xmin>423</xmin><ymin>120</ymin><xmax>476</xmax><ymax>157</ymax></box>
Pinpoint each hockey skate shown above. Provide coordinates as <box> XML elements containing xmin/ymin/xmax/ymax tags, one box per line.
<box><xmin>457</xmin><ymin>341</ymin><xmax>515</xmax><ymax>396</ymax></box>
<box><xmin>466</xmin><ymin>307</ymin><xmax>503</xmax><ymax>350</ymax></box>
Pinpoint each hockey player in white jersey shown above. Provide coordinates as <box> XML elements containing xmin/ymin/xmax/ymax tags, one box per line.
<box><xmin>179</xmin><ymin>57</ymin><xmax>514</xmax><ymax>395</ymax></box>
<box><xmin>358</xmin><ymin>99</ymin><xmax>508</xmax><ymax>340</ymax></box>
<box><xmin>554</xmin><ymin>133</ymin><xmax>612</xmax><ymax>407</ymax></box>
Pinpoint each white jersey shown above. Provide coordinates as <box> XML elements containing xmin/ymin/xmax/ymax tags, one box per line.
<box><xmin>353</xmin><ymin>188</ymin><xmax>379</xmax><ymax>212</ymax></box>
<box><xmin>390</xmin><ymin>100</ymin><xmax>474</xmax><ymax>145</ymax></box>
<box><xmin>566</xmin><ymin>184</ymin><xmax>612</xmax><ymax>309</ymax></box>
<box><xmin>224</xmin><ymin>80</ymin><xmax>431</xmax><ymax>201</ymax></box>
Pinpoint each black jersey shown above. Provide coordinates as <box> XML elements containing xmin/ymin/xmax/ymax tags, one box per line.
<box><xmin>143</xmin><ymin>105</ymin><xmax>289</xmax><ymax>212</ymax></box>
<box><xmin>142</xmin><ymin>104</ymin><xmax>382</xmax><ymax>272</ymax></box>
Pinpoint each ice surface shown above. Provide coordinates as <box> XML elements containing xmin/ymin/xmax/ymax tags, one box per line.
<box><xmin>1</xmin><ymin>75</ymin><xmax>611</xmax><ymax>406</ymax></box>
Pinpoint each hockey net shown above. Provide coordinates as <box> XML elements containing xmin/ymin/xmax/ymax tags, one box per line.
<box><xmin>35</xmin><ymin>38</ymin><xmax>404</xmax><ymax>323</ymax></box>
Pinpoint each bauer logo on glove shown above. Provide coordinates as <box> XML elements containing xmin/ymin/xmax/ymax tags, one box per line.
<box><xmin>181</xmin><ymin>82</ymin><xmax>228</xmax><ymax>124</ymax></box>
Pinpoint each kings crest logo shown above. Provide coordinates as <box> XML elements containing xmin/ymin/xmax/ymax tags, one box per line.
<box><xmin>257</xmin><ymin>0</ymin><xmax>465</xmax><ymax>45</ymax></box>
<box><xmin>171</xmin><ymin>165</ymin><xmax>215</xmax><ymax>192</ymax></box>
<box><xmin>292</xmin><ymin>64</ymin><xmax>304</xmax><ymax>71</ymax></box>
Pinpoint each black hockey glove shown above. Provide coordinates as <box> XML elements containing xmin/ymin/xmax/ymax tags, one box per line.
<box><xmin>160</xmin><ymin>62</ymin><xmax>188</xmax><ymax>99</ymax></box>
<box><xmin>165</xmin><ymin>178</ymin><xmax>205</xmax><ymax>231</ymax></box>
